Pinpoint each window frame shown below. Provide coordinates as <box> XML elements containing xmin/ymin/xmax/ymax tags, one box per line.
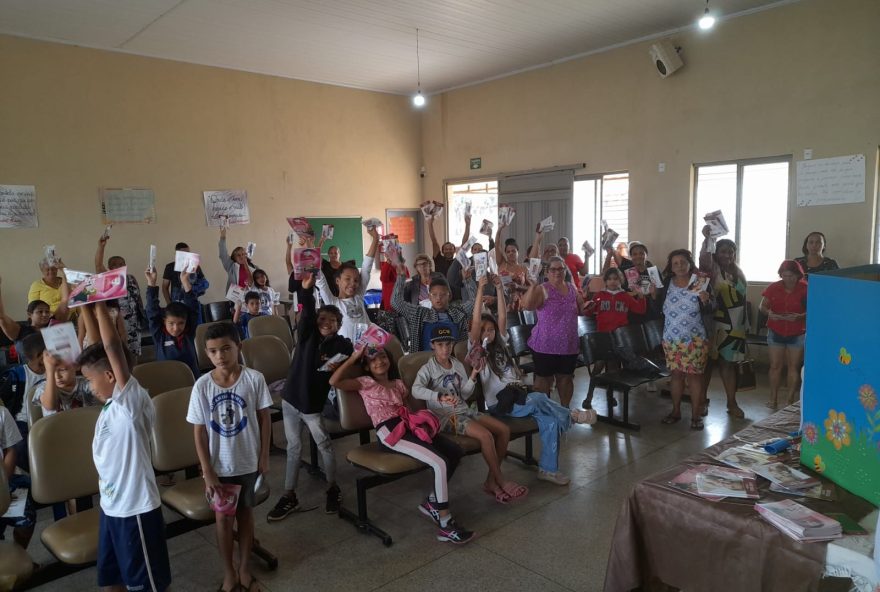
<box><xmin>692</xmin><ymin>154</ymin><xmax>793</xmax><ymax>281</ymax></box>
<box><xmin>573</xmin><ymin>170</ymin><xmax>630</xmax><ymax>271</ymax></box>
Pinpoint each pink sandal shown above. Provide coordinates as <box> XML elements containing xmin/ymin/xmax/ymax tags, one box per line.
<box><xmin>483</xmin><ymin>486</ymin><xmax>512</xmax><ymax>504</ymax></box>
<box><xmin>501</xmin><ymin>481</ymin><xmax>529</xmax><ymax>499</ymax></box>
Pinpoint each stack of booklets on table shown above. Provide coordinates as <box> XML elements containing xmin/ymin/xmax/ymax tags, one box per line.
<box><xmin>755</xmin><ymin>499</ymin><xmax>842</xmax><ymax>542</ymax></box>
<box><xmin>669</xmin><ymin>464</ymin><xmax>759</xmax><ymax>501</ymax></box>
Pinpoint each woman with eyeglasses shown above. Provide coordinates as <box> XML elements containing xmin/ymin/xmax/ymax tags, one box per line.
<box><xmin>520</xmin><ymin>255</ymin><xmax>586</xmax><ymax>409</ymax></box>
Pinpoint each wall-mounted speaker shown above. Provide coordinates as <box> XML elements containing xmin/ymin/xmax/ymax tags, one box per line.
<box><xmin>649</xmin><ymin>40</ymin><xmax>683</xmax><ymax>78</ymax></box>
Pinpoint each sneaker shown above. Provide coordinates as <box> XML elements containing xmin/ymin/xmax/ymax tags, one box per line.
<box><xmin>436</xmin><ymin>519</ymin><xmax>475</xmax><ymax>545</ymax></box>
<box><xmin>537</xmin><ymin>469</ymin><xmax>571</xmax><ymax>486</ymax></box>
<box><xmin>418</xmin><ymin>498</ymin><xmax>442</xmax><ymax>526</ymax></box>
<box><xmin>267</xmin><ymin>494</ymin><xmax>299</xmax><ymax>522</ymax></box>
<box><xmin>571</xmin><ymin>409</ymin><xmax>598</xmax><ymax>425</ymax></box>
<box><xmin>325</xmin><ymin>485</ymin><xmax>341</xmax><ymax>514</ymax></box>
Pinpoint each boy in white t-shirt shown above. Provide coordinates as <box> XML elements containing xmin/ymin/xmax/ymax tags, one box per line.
<box><xmin>35</xmin><ymin>351</ymin><xmax>97</xmax><ymax>416</ymax></box>
<box><xmin>78</xmin><ymin>302</ymin><xmax>170</xmax><ymax>592</ymax></box>
<box><xmin>187</xmin><ymin>321</ymin><xmax>272</xmax><ymax>592</ymax></box>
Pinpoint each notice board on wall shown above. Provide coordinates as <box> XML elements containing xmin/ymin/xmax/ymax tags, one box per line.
<box><xmin>306</xmin><ymin>216</ymin><xmax>364</xmax><ymax>267</ymax></box>
<box><xmin>100</xmin><ymin>188</ymin><xmax>156</xmax><ymax>224</ymax></box>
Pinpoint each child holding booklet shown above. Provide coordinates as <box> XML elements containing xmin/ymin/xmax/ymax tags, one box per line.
<box><xmin>187</xmin><ymin>322</ymin><xmax>272</xmax><ymax>592</ymax></box>
<box><xmin>145</xmin><ymin>269</ymin><xmax>201</xmax><ymax>377</ymax></box>
<box><xmin>0</xmin><ymin>273</ymin><xmax>70</xmax><ymax>361</ymax></box>
<box><xmin>315</xmin><ymin>225</ymin><xmax>380</xmax><ymax>342</ymax></box>
<box><xmin>585</xmin><ymin>268</ymin><xmax>647</xmax><ymax>333</ymax></box>
<box><xmin>269</xmin><ymin>272</ymin><xmax>353</xmax><ymax>521</ymax></box>
<box><xmin>78</xmin><ymin>301</ymin><xmax>171</xmax><ymax>591</ymax></box>
<box><xmin>329</xmin><ymin>346</ymin><xmax>474</xmax><ymax>544</ymax></box>
<box><xmin>413</xmin><ymin>325</ymin><xmax>528</xmax><ymax>504</ymax></box>
<box><xmin>233</xmin><ymin>291</ymin><xmax>267</xmax><ymax>340</ymax></box>
<box><xmin>251</xmin><ymin>270</ymin><xmax>277</xmax><ymax>315</ymax></box>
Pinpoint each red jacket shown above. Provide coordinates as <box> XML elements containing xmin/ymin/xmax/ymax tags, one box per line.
<box><xmin>589</xmin><ymin>290</ymin><xmax>646</xmax><ymax>333</ymax></box>
<box><xmin>380</xmin><ymin>261</ymin><xmax>409</xmax><ymax>310</ymax></box>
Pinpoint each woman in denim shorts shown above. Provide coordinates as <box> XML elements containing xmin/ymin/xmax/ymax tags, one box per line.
<box><xmin>759</xmin><ymin>261</ymin><xmax>807</xmax><ymax>409</ymax></box>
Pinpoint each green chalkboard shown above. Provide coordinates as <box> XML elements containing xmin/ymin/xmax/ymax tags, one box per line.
<box><xmin>306</xmin><ymin>216</ymin><xmax>364</xmax><ymax>267</ymax></box>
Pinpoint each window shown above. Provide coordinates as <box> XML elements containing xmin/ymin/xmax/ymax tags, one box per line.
<box><xmin>573</xmin><ymin>173</ymin><xmax>630</xmax><ymax>272</ymax></box>
<box><xmin>693</xmin><ymin>157</ymin><xmax>790</xmax><ymax>282</ymax></box>
<box><xmin>446</xmin><ymin>180</ymin><xmax>498</xmax><ymax>248</ymax></box>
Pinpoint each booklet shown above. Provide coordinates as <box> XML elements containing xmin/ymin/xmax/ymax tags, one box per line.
<box><xmin>599</xmin><ymin>221</ymin><xmax>619</xmax><ymax>250</ymax></box>
<box><xmin>695</xmin><ymin>466</ymin><xmax>759</xmax><ymax>499</ymax></box>
<box><xmin>226</xmin><ymin>285</ymin><xmax>246</xmax><ymax>303</ymax></box>
<box><xmin>354</xmin><ymin>323</ymin><xmax>392</xmax><ymax>352</ymax></box>
<box><xmin>455</xmin><ymin>248</ymin><xmax>470</xmax><ymax>270</ymax></box>
<box><xmin>473</xmin><ymin>252</ymin><xmax>488</xmax><ymax>280</ymax></box>
<box><xmin>688</xmin><ymin>272</ymin><xmax>710</xmax><ymax>293</ymax></box>
<box><xmin>63</xmin><ymin>269</ymin><xmax>92</xmax><ymax>284</ymax></box>
<box><xmin>464</xmin><ymin>338</ymin><xmax>488</xmax><ymax>369</ymax></box>
<box><xmin>322</xmin><ymin>224</ymin><xmax>334</xmax><ymax>240</ymax></box>
<box><xmin>755</xmin><ymin>499</ymin><xmax>841</xmax><ymax>539</ymax></box>
<box><xmin>419</xmin><ymin>200</ymin><xmax>444</xmax><ymax>220</ymax></box>
<box><xmin>464</xmin><ymin>201</ymin><xmax>472</xmax><ymax>218</ymax></box>
<box><xmin>646</xmin><ymin>266</ymin><xmax>664</xmax><ymax>289</ymax></box>
<box><xmin>208</xmin><ymin>484</ymin><xmax>241</xmax><ymax>516</ymax></box>
<box><xmin>769</xmin><ymin>481</ymin><xmax>837</xmax><ymax>501</ymax></box>
<box><xmin>101</xmin><ymin>225</ymin><xmax>112</xmax><ymax>241</ymax></box>
<box><xmin>527</xmin><ymin>258</ymin><xmax>542</xmax><ymax>282</ymax></box>
<box><xmin>44</xmin><ymin>244</ymin><xmax>59</xmax><ymax>267</ymax></box>
<box><xmin>582</xmin><ymin>240</ymin><xmax>595</xmax><ymax>258</ymax></box>
<box><xmin>624</xmin><ymin>267</ymin><xmax>640</xmax><ymax>287</ymax></box>
<box><xmin>385</xmin><ymin>241</ymin><xmax>404</xmax><ymax>266</ymax></box>
<box><xmin>538</xmin><ymin>216</ymin><xmax>555</xmax><ymax>233</ymax></box>
<box><xmin>498</xmin><ymin>204</ymin><xmax>516</xmax><ymax>226</ymax></box>
<box><xmin>479</xmin><ymin>219</ymin><xmax>494</xmax><ymax>235</ymax></box>
<box><xmin>362</xmin><ymin>218</ymin><xmax>383</xmax><ymax>231</ymax></box>
<box><xmin>755</xmin><ymin>462</ymin><xmax>820</xmax><ymax>490</ymax></box>
<box><xmin>704</xmin><ymin>210</ymin><xmax>730</xmax><ymax>238</ymax></box>
<box><xmin>174</xmin><ymin>251</ymin><xmax>200</xmax><ymax>273</ymax></box>
<box><xmin>293</xmin><ymin>248</ymin><xmax>322</xmax><ymax>280</ymax></box>
<box><xmin>148</xmin><ymin>244</ymin><xmax>157</xmax><ymax>272</ymax></box>
<box><xmin>40</xmin><ymin>322</ymin><xmax>81</xmax><ymax>365</ymax></box>
<box><xmin>715</xmin><ymin>446</ymin><xmax>776</xmax><ymax>472</ymax></box>
<box><xmin>287</xmin><ymin>216</ymin><xmax>314</xmax><ymax>238</ymax></box>
<box><xmin>246</xmin><ymin>242</ymin><xmax>256</xmax><ymax>259</ymax></box>
<box><xmin>668</xmin><ymin>465</ymin><xmax>725</xmax><ymax>502</ymax></box>
<box><xmin>68</xmin><ymin>267</ymin><xmax>129</xmax><ymax>308</ymax></box>
<box><xmin>318</xmin><ymin>353</ymin><xmax>349</xmax><ymax>372</ymax></box>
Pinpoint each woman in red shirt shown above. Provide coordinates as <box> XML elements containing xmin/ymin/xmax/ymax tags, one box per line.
<box><xmin>759</xmin><ymin>260</ymin><xmax>807</xmax><ymax>409</ymax></box>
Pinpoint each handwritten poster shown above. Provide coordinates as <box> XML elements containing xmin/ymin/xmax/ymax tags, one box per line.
<box><xmin>0</xmin><ymin>185</ymin><xmax>38</xmax><ymax>228</ymax></box>
<box><xmin>796</xmin><ymin>154</ymin><xmax>865</xmax><ymax>207</ymax></box>
<box><xmin>203</xmin><ymin>190</ymin><xmax>250</xmax><ymax>226</ymax></box>
<box><xmin>100</xmin><ymin>188</ymin><xmax>156</xmax><ymax>224</ymax></box>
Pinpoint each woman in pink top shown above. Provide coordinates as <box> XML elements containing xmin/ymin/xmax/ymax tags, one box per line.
<box><xmin>521</xmin><ymin>256</ymin><xmax>586</xmax><ymax>408</ymax></box>
<box><xmin>759</xmin><ymin>260</ymin><xmax>808</xmax><ymax>409</ymax></box>
<box><xmin>329</xmin><ymin>347</ymin><xmax>474</xmax><ymax>545</ymax></box>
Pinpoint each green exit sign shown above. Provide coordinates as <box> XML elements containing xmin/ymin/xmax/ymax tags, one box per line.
<box><xmin>470</xmin><ymin>157</ymin><xmax>482</xmax><ymax>170</ymax></box>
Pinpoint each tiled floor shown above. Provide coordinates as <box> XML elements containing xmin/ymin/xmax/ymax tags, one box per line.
<box><xmin>28</xmin><ymin>369</ymin><xmax>778</xmax><ymax>592</ymax></box>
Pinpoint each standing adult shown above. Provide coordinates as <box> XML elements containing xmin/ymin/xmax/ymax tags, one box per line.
<box><xmin>428</xmin><ymin>212</ymin><xmax>460</xmax><ymax>277</ymax></box>
<box><xmin>698</xmin><ymin>232</ymin><xmax>748</xmax><ymax>418</ymax></box>
<box><xmin>759</xmin><ymin>260</ymin><xmax>807</xmax><ymax>409</ymax></box>
<box><xmin>162</xmin><ymin>242</ymin><xmax>208</xmax><ymax>305</ymax></box>
<box><xmin>655</xmin><ymin>249</ymin><xmax>712</xmax><ymax>430</ymax></box>
<box><xmin>495</xmin><ymin>219</ymin><xmax>528</xmax><ymax>311</ymax></box>
<box><xmin>403</xmin><ymin>254</ymin><xmax>440</xmax><ymax>306</ymax></box>
<box><xmin>320</xmin><ymin>245</ymin><xmax>348</xmax><ymax>298</ymax></box>
<box><xmin>617</xmin><ymin>241</ymin><xmax>660</xmax><ymax>324</ymax></box>
<box><xmin>521</xmin><ymin>256</ymin><xmax>585</xmax><ymax>409</ymax></box>
<box><xmin>219</xmin><ymin>227</ymin><xmax>258</xmax><ymax>292</ymax></box>
<box><xmin>795</xmin><ymin>231</ymin><xmax>839</xmax><ymax>278</ymax></box>
<box><xmin>557</xmin><ymin>237</ymin><xmax>589</xmax><ymax>286</ymax></box>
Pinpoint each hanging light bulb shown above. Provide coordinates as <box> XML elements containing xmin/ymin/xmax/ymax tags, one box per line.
<box><xmin>412</xmin><ymin>28</ymin><xmax>426</xmax><ymax>108</ymax></box>
<box><xmin>698</xmin><ymin>0</ymin><xmax>715</xmax><ymax>30</ymax></box>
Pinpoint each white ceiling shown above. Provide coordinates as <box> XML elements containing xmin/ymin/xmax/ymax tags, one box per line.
<box><xmin>0</xmin><ymin>0</ymin><xmax>792</xmax><ymax>95</ymax></box>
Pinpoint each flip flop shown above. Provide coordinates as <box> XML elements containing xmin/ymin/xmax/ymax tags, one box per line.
<box><xmin>501</xmin><ymin>481</ymin><xmax>529</xmax><ymax>499</ymax></box>
<box><xmin>690</xmin><ymin>418</ymin><xmax>705</xmax><ymax>431</ymax></box>
<box><xmin>661</xmin><ymin>413</ymin><xmax>681</xmax><ymax>425</ymax></box>
<box><xmin>483</xmin><ymin>486</ymin><xmax>511</xmax><ymax>504</ymax></box>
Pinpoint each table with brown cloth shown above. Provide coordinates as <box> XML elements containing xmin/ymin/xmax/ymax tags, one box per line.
<box><xmin>604</xmin><ymin>403</ymin><xmax>876</xmax><ymax>592</ymax></box>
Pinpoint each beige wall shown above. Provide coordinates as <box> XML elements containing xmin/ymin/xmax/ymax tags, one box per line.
<box><xmin>420</xmin><ymin>0</ymin><xmax>880</xmax><ymax>282</ymax></box>
<box><xmin>0</xmin><ymin>34</ymin><xmax>422</xmax><ymax>315</ymax></box>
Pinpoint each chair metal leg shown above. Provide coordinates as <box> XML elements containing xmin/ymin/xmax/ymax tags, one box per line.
<box><xmin>595</xmin><ymin>387</ymin><xmax>641</xmax><ymax>431</ymax></box>
<box><xmin>338</xmin><ymin>474</ymin><xmax>395</xmax><ymax>546</ymax></box>
<box><xmin>506</xmin><ymin>434</ymin><xmax>538</xmax><ymax>466</ymax></box>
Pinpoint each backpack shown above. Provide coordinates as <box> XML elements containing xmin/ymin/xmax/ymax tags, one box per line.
<box><xmin>0</xmin><ymin>365</ymin><xmax>27</xmax><ymax>420</ymax></box>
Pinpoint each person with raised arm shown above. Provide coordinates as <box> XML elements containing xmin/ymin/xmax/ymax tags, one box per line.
<box><xmin>95</xmin><ymin>233</ymin><xmax>146</xmax><ymax>357</ymax></box>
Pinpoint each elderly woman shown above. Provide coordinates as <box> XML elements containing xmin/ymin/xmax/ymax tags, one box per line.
<box><xmin>698</xmin><ymin>230</ymin><xmax>748</xmax><ymax>419</ymax></box>
<box><xmin>760</xmin><ymin>260</ymin><xmax>808</xmax><ymax>409</ymax></box>
<box><xmin>219</xmin><ymin>226</ymin><xmax>258</xmax><ymax>292</ymax></box>
<box><xmin>403</xmin><ymin>253</ymin><xmax>442</xmax><ymax>306</ymax></box>
<box><xmin>655</xmin><ymin>249</ymin><xmax>713</xmax><ymax>430</ymax></box>
<box><xmin>795</xmin><ymin>231</ymin><xmax>839</xmax><ymax>278</ymax></box>
<box><xmin>28</xmin><ymin>257</ymin><xmax>65</xmax><ymax>314</ymax></box>
<box><xmin>521</xmin><ymin>256</ymin><xmax>585</xmax><ymax>409</ymax></box>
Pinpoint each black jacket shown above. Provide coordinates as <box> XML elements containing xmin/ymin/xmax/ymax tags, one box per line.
<box><xmin>281</xmin><ymin>283</ymin><xmax>353</xmax><ymax>414</ymax></box>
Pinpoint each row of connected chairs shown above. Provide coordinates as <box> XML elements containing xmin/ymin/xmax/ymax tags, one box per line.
<box><xmin>334</xmin><ymin>337</ymin><xmax>539</xmax><ymax>547</ymax></box>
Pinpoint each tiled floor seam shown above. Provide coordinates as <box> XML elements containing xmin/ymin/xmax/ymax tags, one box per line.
<box><xmin>471</xmin><ymin>541</ymin><xmax>580</xmax><ymax>592</ymax></box>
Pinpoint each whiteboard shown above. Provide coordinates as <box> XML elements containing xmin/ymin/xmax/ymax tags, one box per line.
<box><xmin>100</xmin><ymin>188</ymin><xmax>156</xmax><ymax>223</ymax></box>
<box><xmin>796</xmin><ymin>154</ymin><xmax>865</xmax><ymax>207</ymax></box>
<box><xmin>0</xmin><ymin>185</ymin><xmax>38</xmax><ymax>228</ymax></box>
<box><xmin>203</xmin><ymin>190</ymin><xmax>250</xmax><ymax>226</ymax></box>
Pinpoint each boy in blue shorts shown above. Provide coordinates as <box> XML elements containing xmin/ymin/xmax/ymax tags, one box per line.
<box><xmin>78</xmin><ymin>301</ymin><xmax>170</xmax><ymax>592</ymax></box>
<box><xmin>187</xmin><ymin>322</ymin><xmax>272</xmax><ymax>592</ymax></box>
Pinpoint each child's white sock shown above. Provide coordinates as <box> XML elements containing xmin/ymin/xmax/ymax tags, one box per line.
<box><xmin>440</xmin><ymin>514</ymin><xmax>451</xmax><ymax>527</ymax></box>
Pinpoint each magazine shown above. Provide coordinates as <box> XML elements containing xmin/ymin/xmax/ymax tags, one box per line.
<box><xmin>538</xmin><ymin>216</ymin><xmax>555</xmax><ymax>233</ymax></box>
<box><xmin>362</xmin><ymin>217</ymin><xmax>383</xmax><ymax>230</ymax></box>
<box><xmin>599</xmin><ymin>221</ymin><xmax>619</xmax><ymax>250</ymax></box>
<box><xmin>322</xmin><ymin>224</ymin><xmax>334</xmax><ymax>240</ymax></box>
<box><xmin>668</xmin><ymin>465</ymin><xmax>725</xmax><ymax>502</ymax></box>
<box><xmin>695</xmin><ymin>466</ymin><xmax>759</xmax><ymax>499</ymax></box>
<box><xmin>473</xmin><ymin>252</ymin><xmax>488</xmax><ymax>280</ymax></box>
<box><xmin>246</xmin><ymin>242</ymin><xmax>256</xmax><ymax>259</ymax></box>
<box><xmin>688</xmin><ymin>272</ymin><xmax>710</xmax><ymax>293</ymax></box>
<box><xmin>44</xmin><ymin>244</ymin><xmax>58</xmax><ymax>267</ymax></box>
<box><xmin>646</xmin><ymin>266</ymin><xmax>664</xmax><ymax>289</ymax></box>
<box><xmin>287</xmin><ymin>216</ymin><xmax>314</xmax><ymax>238</ymax></box>
<box><xmin>498</xmin><ymin>204</ymin><xmax>515</xmax><ymax>226</ymax></box>
<box><xmin>624</xmin><ymin>267</ymin><xmax>640</xmax><ymax>287</ymax></box>
<box><xmin>318</xmin><ymin>353</ymin><xmax>349</xmax><ymax>372</ymax></box>
<box><xmin>68</xmin><ymin>267</ymin><xmax>128</xmax><ymax>308</ymax></box>
<box><xmin>174</xmin><ymin>250</ymin><xmax>200</xmax><ymax>273</ymax></box>
<box><xmin>464</xmin><ymin>201</ymin><xmax>472</xmax><ymax>218</ymax></box>
<box><xmin>101</xmin><ymin>225</ymin><xmax>112</xmax><ymax>240</ymax></box>
<box><xmin>354</xmin><ymin>323</ymin><xmax>392</xmax><ymax>352</ymax></box>
<box><xmin>527</xmin><ymin>258</ymin><xmax>542</xmax><ymax>282</ymax></box>
<box><xmin>715</xmin><ymin>446</ymin><xmax>775</xmax><ymax>472</ymax></box>
<box><xmin>293</xmin><ymin>248</ymin><xmax>321</xmax><ymax>280</ymax></box>
<box><xmin>209</xmin><ymin>484</ymin><xmax>241</xmax><ymax>516</ymax></box>
<box><xmin>479</xmin><ymin>219</ymin><xmax>494</xmax><ymax>235</ymax></box>
<box><xmin>63</xmin><ymin>269</ymin><xmax>92</xmax><ymax>284</ymax></box>
<box><xmin>582</xmin><ymin>240</ymin><xmax>595</xmax><ymax>258</ymax></box>
<box><xmin>755</xmin><ymin>462</ymin><xmax>820</xmax><ymax>490</ymax></box>
<box><xmin>464</xmin><ymin>338</ymin><xmax>488</xmax><ymax>370</ymax></box>
<box><xmin>704</xmin><ymin>210</ymin><xmax>730</xmax><ymax>238</ymax></box>
<box><xmin>755</xmin><ymin>499</ymin><xmax>841</xmax><ymax>540</ymax></box>
<box><xmin>148</xmin><ymin>244</ymin><xmax>157</xmax><ymax>272</ymax></box>
<box><xmin>40</xmin><ymin>322</ymin><xmax>81</xmax><ymax>365</ymax></box>
<box><xmin>420</xmin><ymin>200</ymin><xmax>444</xmax><ymax>220</ymax></box>
<box><xmin>225</xmin><ymin>285</ymin><xmax>246</xmax><ymax>303</ymax></box>
<box><xmin>769</xmin><ymin>481</ymin><xmax>837</xmax><ymax>501</ymax></box>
